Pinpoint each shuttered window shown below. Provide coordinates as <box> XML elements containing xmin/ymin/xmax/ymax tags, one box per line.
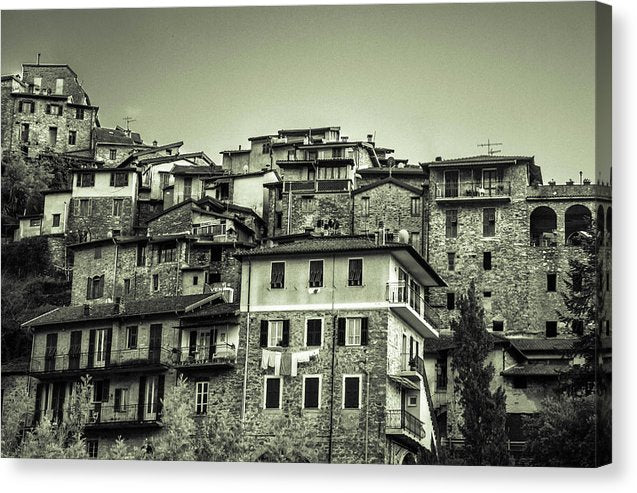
<box><xmin>303</xmin><ymin>377</ymin><xmax>320</xmax><ymax>409</ymax></box>
<box><xmin>86</xmin><ymin>275</ymin><xmax>105</xmax><ymax>299</ymax></box>
<box><xmin>348</xmin><ymin>258</ymin><xmax>363</xmax><ymax>286</ymax></box>
<box><xmin>264</xmin><ymin>377</ymin><xmax>281</xmax><ymax>409</ymax></box>
<box><xmin>270</xmin><ymin>262</ymin><xmax>285</xmax><ymax>289</ymax></box>
<box><xmin>336</xmin><ymin>317</ymin><xmax>368</xmax><ymax>346</ymax></box>
<box><xmin>110</xmin><ymin>172</ymin><xmax>129</xmax><ymax>187</ymax></box>
<box><xmin>308</xmin><ymin>260</ymin><xmax>323</xmax><ymax>288</ymax></box>
<box><xmin>306</xmin><ymin>319</ymin><xmax>322</xmax><ymax>347</ymax></box>
<box><xmin>343</xmin><ymin>376</ymin><xmax>361</xmax><ymax>409</ymax></box>
<box><xmin>446</xmin><ymin>210</ymin><xmax>458</xmax><ymax>238</ymax></box>
<box><xmin>78</xmin><ymin>173</ymin><xmax>95</xmax><ymax>187</ymax></box>
<box><xmin>483</xmin><ymin>208</ymin><xmax>496</xmax><ymax>237</ymax></box>
<box><xmin>264</xmin><ymin>320</ymin><xmax>289</xmax><ymax>348</ymax></box>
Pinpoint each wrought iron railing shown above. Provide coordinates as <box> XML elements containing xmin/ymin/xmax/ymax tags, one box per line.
<box><xmin>399</xmin><ymin>352</ymin><xmax>426</xmax><ymax>379</ymax></box>
<box><xmin>87</xmin><ymin>402</ymin><xmax>161</xmax><ymax>425</ymax></box>
<box><xmin>175</xmin><ymin>342</ymin><xmax>237</xmax><ymax>367</ymax></box>
<box><xmin>30</xmin><ymin>347</ymin><xmax>173</xmax><ymax>373</ymax></box>
<box><xmin>386</xmin><ymin>281</ymin><xmax>442</xmax><ymax>329</ymax></box>
<box><xmin>283</xmin><ymin>179</ymin><xmax>351</xmax><ymax>193</ymax></box>
<box><xmin>434</xmin><ymin>181</ymin><xmax>511</xmax><ymax>199</ymax></box>
<box><xmin>386</xmin><ymin>409</ymin><xmax>425</xmax><ymax>440</ymax></box>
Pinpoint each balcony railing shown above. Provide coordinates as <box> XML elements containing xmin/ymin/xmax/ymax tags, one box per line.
<box><xmin>192</xmin><ymin>223</ymin><xmax>227</xmax><ymax>237</ymax></box>
<box><xmin>434</xmin><ymin>181</ymin><xmax>511</xmax><ymax>200</ymax></box>
<box><xmin>29</xmin><ymin>347</ymin><xmax>173</xmax><ymax>374</ymax></box>
<box><xmin>386</xmin><ymin>410</ymin><xmax>425</xmax><ymax>440</ymax></box>
<box><xmin>386</xmin><ymin>281</ymin><xmax>441</xmax><ymax>329</ymax></box>
<box><xmin>399</xmin><ymin>352</ymin><xmax>426</xmax><ymax>379</ymax></box>
<box><xmin>283</xmin><ymin>179</ymin><xmax>352</xmax><ymax>193</ymax></box>
<box><xmin>175</xmin><ymin>342</ymin><xmax>237</xmax><ymax>368</ymax></box>
<box><xmin>87</xmin><ymin>402</ymin><xmax>161</xmax><ymax>426</ymax></box>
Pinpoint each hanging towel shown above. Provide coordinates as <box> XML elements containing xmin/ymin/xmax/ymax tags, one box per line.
<box><xmin>280</xmin><ymin>352</ymin><xmax>293</xmax><ymax>376</ymax></box>
<box><xmin>290</xmin><ymin>348</ymin><xmax>321</xmax><ymax>377</ymax></box>
<box><xmin>261</xmin><ymin>349</ymin><xmax>270</xmax><ymax>370</ymax></box>
<box><xmin>273</xmin><ymin>351</ymin><xmax>282</xmax><ymax>376</ymax></box>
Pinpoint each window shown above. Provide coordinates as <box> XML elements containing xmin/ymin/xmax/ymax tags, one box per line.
<box><xmin>193</xmin><ymin>275</ymin><xmax>199</xmax><ymax>286</ymax></box>
<box><xmin>48</xmin><ymin>126</ymin><xmax>58</xmax><ymax>145</ymax></box>
<box><xmin>52</xmin><ymin>214</ymin><xmax>60</xmax><ymax>227</ymax></box>
<box><xmin>20</xmin><ymin>123</ymin><xmax>29</xmax><ymax>142</ymax></box>
<box><xmin>110</xmin><ymin>172</ymin><xmax>129</xmax><ymax>187</ymax></box>
<box><xmin>87</xmin><ymin>275</ymin><xmax>104</xmax><ymax>299</ymax></box>
<box><xmin>275</xmin><ymin>212</ymin><xmax>283</xmax><ymax>229</ymax></box>
<box><xmin>55</xmin><ymin>78</ymin><xmax>64</xmax><ymax>94</ymax></box>
<box><xmin>183</xmin><ymin>177</ymin><xmax>193</xmax><ymax>199</ymax></box>
<box><xmin>306</xmin><ymin>319</ymin><xmax>322</xmax><ymax>347</ymax></box>
<box><xmin>124</xmin><ymin>278</ymin><xmax>131</xmax><ymax>295</ymax></box>
<box><xmin>76</xmin><ymin>107</ymin><xmax>85</xmax><ymax>120</ymax></box>
<box><xmin>264</xmin><ymin>377</ymin><xmax>281</xmax><ymax>409</ymax></box>
<box><xmin>348</xmin><ymin>258</ymin><xmax>363</xmax><ymax>286</ymax></box>
<box><xmin>546</xmin><ymin>321</ymin><xmax>558</xmax><ymax>338</ymax></box>
<box><xmin>114</xmin><ymin>388</ymin><xmax>129</xmax><ymax>412</ymax></box>
<box><xmin>483</xmin><ymin>208</ymin><xmax>496</xmax><ymax>237</ymax></box>
<box><xmin>113</xmin><ymin>198</ymin><xmax>123</xmax><ymax>217</ymax></box>
<box><xmin>483</xmin><ymin>251</ymin><xmax>492</xmax><ymax>270</ymax></box>
<box><xmin>572</xmin><ymin>320</ymin><xmax>584</xmax><ymax>336</ymax></box>
<box><xmin>447</xmin><ymin>292</ymin><xmax>455</xmax><ymax>310</ymax></box>
<box><xmin>303</xmin><ymin>376</ymin><xmax>321</xmax><ymax>409</ymax></box>
<box><xmin>301</xmin><ymin>196</ymin><xmax>314</xmax><ymax>212</ymax></box>
<box><xmin>78</xmin><ymin>199</ymin><xmax>91</xmax><ymax>216</ymax></box>
<box><xmin>493</xmin><ymin>320</ymin><xmax>504</xmax><ymax>332</ymax></box>
<box><xmin>447</xmin><ymin>252</ymin><xmax>456</xmax><ymax>271</ymax></box>
<box><xmin>436</xmin><ymin>355</ymin><xmax>448</xmax><ymax>390</ymax></box>
<box><xmin>136</xmin><ymin>244</ymin><xmax>146</xmax><ymax>266</ymax></box>
<box><xmin>444</xmin><ymin>170</ymin><xmax>459</xmax><ymax>198</ymax></box>
<box><xmin>572</xmin><ymin>272</ymin><xmax>582</xmax><ymax>292</ymax></box>
<box><xmin>195</xmin><ymin>381</ymin><xmax>209</xmax><ymax>415</ymax></box>
<box><xmin>68</xmin><ymin>130</ymin><xmax>77</xmax><ymax>145</ymax></box>
<box><xmin>152</xmin><ymin>274</ymin><xmax>159</xmax><ymax>292</ymax></box>
<box><xmin>262</xmin><ymin>143</ymin><xmax>270</xmax><ymax>154</ymax></box>
<box><xmin>407</xmin><ymin>395</ymin><xmax>418</xmax><ymax>407</ymax></box>
<box><xmin>483</xmin><ymin>291</ymin><xmax>492</xmax><ymax>298</ymax></box>
<box><xmin>410</xmin><ymin>197</ymin><xmax>421</xmax><ymax>216</ymax></box>
<box><xmin>410</xmin><ymin>232</ymin><xmax>420</xmax><ymax>248</ymax></box>
<box><xmin>159</xmin><ymin>172</ymin><xmax>170</xmax><ymax>191</ymax></box>
<box><xmin>266</xmin><ymin>320</ymin><xmax>286</xmax><ymax>348</ymax></box>
<box><xmin>94</xmin><ymin>246</ymin><xmax>102</xmax><ymax>259</ymax></box>
<box><xmin>343</xmin><ymin>376</ymin><xmax>361</xmax><ymax>409</ymax></box>
<box><xmin>86</xmin><ymin>440</ymin><xmax>98</xmax><ymax>459</ymax></box>
<box><xmin>446</xmin><ymin>210</ymin><xmax>458</xmax><ymax>238</ymax></box>
<box><xmin>309</xmin><ymin>260</ymin><xmax>323</xmax><ymax>288</ymax></box>
<box><xmin>512</xmin><ymin>376</ymin><xmax>527</xmax><ymax>389</ymax></box>
<box><xmin>270</xmin><ymin>262</ymin><xmax>285</xmax><ymax>289</ymax></box>
<box><xmin>111</xmin><ymin>229</ymin><xmax>121</xmax><ymax>238</ymax></box>
<box><xmin>109</xmin><ymin>149</ymin><xmax>117</xmax><ymax>160</ymax></box>
<box><xmin>46</xmin><ymin>105</ymin><xmax>62</xmax><ymax>116</ymax></box>
<box><xmin>361</xmin><ymin>197</ymin><xmax>370</xmax><ymax>216</ymax></box>
<box><xmin>78</xmin><ymin>173</ymin><xmax>95</xmax><ymax>187</ymax></box>
<box><xmin>337</xmin><ymin>317</ymin><xmax>369</xmax><ymax>346</ymax></box>
<box><xmin>547</xmin><ymin>273</ymin><xmax>557</xmax><ymax>292</ymax></box>
<box><xmin>157</xmin><ymin>244</ymin><xmax>176</xmax><ymax>263</ymax></box>
<box><xmin>19</xmin><ymin>100</ymin><xmax>34</xmax><ymax>113</ymax></box>
<box><xmin>29</xmin><ymin>218</ymin><xmax>41</xmax><ymax>227</ymax></box>
<box><xmin>210</xmin><ymin>246</ymin><xmax>222</xmax><ymax>262</ymax></box>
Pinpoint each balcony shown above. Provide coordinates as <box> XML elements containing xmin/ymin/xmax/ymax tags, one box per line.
<box><xmin>283</xmin><ymin>179</ymin><xmax>351</xmax><ymax>193</ymax></box>
<box><xmin>29</xmin><ymin>347</ymin><xmax>173</xmax><ymax>377</ymax></box>
<box><xmin>386</xmin><ymin>282</ymin><xmax>440</xmax><ymax>339</ymax></box>
<box><xmin>386</xmin><ymin>409</ymin><xmax>426</xmax><ymax>448</ymax></box>
<box><xmin>86</xmin><ymin>403</ymin><xmax>162</xmax><ymax>430</ymax></box>
<box><xmin>397</xmin><ymin>352</ymin><xmax>426</xmax><ymax>380</ymax></box>
<box><xmin>175</xmin><ymin>342</ymin><xmax>237</xmax><ymax>371</ymax></box>
<box><xmin>434</xmin><ymin>181</ymin><xmax>511</xmax><ymax>203</ymax></box>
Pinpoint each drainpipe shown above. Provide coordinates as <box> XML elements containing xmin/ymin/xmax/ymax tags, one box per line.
<box><xmin>241</xmin><ymin>258</ymin><xmax>252</xmax><ymax>422</ymax></box>
<box><xmin>286</xmin><ymin>181</ymin><xmax>292</xmax><ymax>235</ymax></box>
<box><xmin>327</xmin><ymin>255</ymin><xmax>336</xmax><ymax>463</ymax></box>
<box><xmin>364</xmin><ymin>368</ymin><xmax>370</xmax><ymax>463</ymax></box>
<box><xmin>112</xmin><ymin>238</ymin><xmax>118</xmax><ymax>301</ymax></box>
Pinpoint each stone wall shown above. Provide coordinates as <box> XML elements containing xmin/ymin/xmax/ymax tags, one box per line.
<box><xmin>67</xmin><ymin>196</ymin><xmax>135</xmax><ymax>241</ymax></box>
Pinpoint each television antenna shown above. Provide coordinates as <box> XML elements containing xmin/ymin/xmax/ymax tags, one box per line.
<box><xmin>477</xmin><ymin>139</ymin><xmax>502</xmax><ymax>156</ymax></box>
<box><xmin>123</xmin><ymin>116</ymin><xmax>136</xmax><ymax>131</ymax></box>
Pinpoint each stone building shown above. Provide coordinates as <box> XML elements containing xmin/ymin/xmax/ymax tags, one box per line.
<box><xmin>1</xmin><ymin>64</ymin><xmax>98</xmax><ymax>158</ymax></box>
<box><xmin>235</xmin><ymin>236</ymin><xmax>447</xmax><ymax>464</ymax></box>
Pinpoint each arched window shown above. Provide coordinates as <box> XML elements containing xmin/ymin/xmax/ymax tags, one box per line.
<box><xmin>565</xmin><ymin>205</ymin><xmax>592</xmax><ymax>245</ymax></box>
<box><xmin>530</xmin><ymin>206</ymin><xmax>557</xmax><ymax>246</ymax></box>
<box><xmin>606</xmin><ymin>207</ymin><xmax>612</xmax><ymax>240</ymax></box>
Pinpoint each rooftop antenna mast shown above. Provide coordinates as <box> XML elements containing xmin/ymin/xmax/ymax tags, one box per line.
<box><xmin>123</xmin><ymin>116</ymin><xmax>136</xmax><ymax>132</ymax></box>
<box><xmin>477</xmin><ymin>139</ymin><xmax>502</xmax><ymax>156</ymax></box>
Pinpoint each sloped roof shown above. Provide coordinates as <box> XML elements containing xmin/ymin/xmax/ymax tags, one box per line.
<box><xmin>179</xmin><ymin>302</ymin><xmax>240</xmax><ymax>320</ymax></box>
<box><xmin>508</xmin><ymin>338</ymin><xmax>576</xmax><ymax>352</ymax></box>
<box><xmin>94</xmin><ymin>127</ymin><xmax>141</xmax><ymax>145</ymax></box>
<box><xmin>501</xmin><ymin>364</ymin><xmax>570</xmax><ymax>377</ymax></box>
<box><xmin>421</xmin><ymin>155</ymin><xmax>534</xmax><ymax>166</ymax></box>
<box><xmin>23</xmin><ymin>294</ymin><xmax>216</xmax><ymax>327</ymax></box>
<box><xmin>352</xmin><ymin>177</ymin><xmax>423</xmax><ymax>196</ymax></box>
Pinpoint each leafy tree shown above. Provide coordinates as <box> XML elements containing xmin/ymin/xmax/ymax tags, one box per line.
<box><xmin>451</xmin><ymin>281</ymin><xmax>510</xmax><ymax>466</ymax></box>
<box><xmin>20</xmin><ymin>376</ymin><xmax>93</xmax><ymax>459</ymax></box>
<box><xmin>106</xmin><ymin>436</ymin><xmax>148</xmax><ymax>460</ymax></box>
<box><xmin>1</xmin><ymin>154</ymin><xmax>52</xmax><ymax>217</ymax></box>
<box><xmin>150</xmin><ymin>375</ymin><xmax>196</xmax><ymax>461</ymax></box>
<box><xmin>255</xmin><ymin>415</ymin><xmax>321</xmax><ymax>463</ymax></box>
<box><xmin>194</xmin><ymin>412</ymin><xmax>249</xmax><ymax>462</ymax></box>
<box><xmin>1</xmin><ymin>385</ymin><xmax>31</xmax><ymax>457</ymax></box>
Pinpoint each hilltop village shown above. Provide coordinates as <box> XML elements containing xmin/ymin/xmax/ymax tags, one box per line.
<box><xmin>1</xmin><ymin>63</ymin><xmax>612</xmax><ymax>463</ymax></box>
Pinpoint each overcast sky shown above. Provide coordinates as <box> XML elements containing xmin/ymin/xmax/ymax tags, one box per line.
<box><xmin>1</xmin><ymin>2</ymin><xmax>610</xmax><ymax>183</ymax></box>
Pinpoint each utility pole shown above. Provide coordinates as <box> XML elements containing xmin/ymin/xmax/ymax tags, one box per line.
<box><xmin>477</xmin><ymin>139</ymin><xmax>503</xmax><ymax>156</ymax></box>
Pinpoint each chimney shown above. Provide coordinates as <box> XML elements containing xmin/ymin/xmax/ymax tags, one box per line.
<box><xmin>239</xmin><ymin>145</ymin><xmax>242</xmax><ymax>150</ymax></box>
<box><xmin>83</xmin><ymin>304</ymin><xmax>90</xmax><ymax>317</ymax></box>
<box><xmin>341</xmin><ymin>136</ymin><xmax>348</xmax><ymax>143</ymax></box>
<box><xmin>367</xmin><ymin>134</ymin><xmax>373</xmax><ymax>143</ymax></box>
<box><xmin>435</xmin><ymin>156</ymin><xmax>443</xmax><ymax>162</ymax></box>
<box><xmin>153</xmin><ymin>140</ymin><xmax>158</xmax><ymax>147</ymax></box>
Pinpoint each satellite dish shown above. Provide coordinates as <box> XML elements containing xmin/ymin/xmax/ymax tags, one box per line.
<box><xmin>398</xmin><ymin>229</ymin><xmax>410</xmax><ymax>244</ymax></box>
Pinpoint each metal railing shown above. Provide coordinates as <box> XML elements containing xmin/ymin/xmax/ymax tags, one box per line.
<box><xmin>434</xmin><ymin>181</ymin><xmax>511</xmax><ymax>199</ymax></box>
<box><xmin>386</xmin><ymin>410</ymin><xmax>425</xmax><ymax>440</ymax></box>
<box><xmin>399</xmin><ymin>352</ymin><xmax>426</xmax><ymax>379</ymax></box>
<box><xmin>30</xmin><ymin>347</ymin><xmax>173</xmax><ymax>373</ymax></box>
<box><xmin>386</xmin><ymin>281</ymin><xmax>442</xmax><ymax>329</ymax></box>
<box><xmin>176</xmin><ymin>342</ymin><xmax>237</xmax><ymax>367</ymax></box>
<box><xmin>192</xmin><ymin>223</ymin><xmax>227</xmax><ymax>237</ymax></box>
<box><xmin>283</xmin><ymin>179</ymin><xmax>352</xmax><ymax>193</ymax></box>
<box><xmin>88</xmin><ymin>402</ymin><xmax>161</xmax><ymax>425</ymax></box>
